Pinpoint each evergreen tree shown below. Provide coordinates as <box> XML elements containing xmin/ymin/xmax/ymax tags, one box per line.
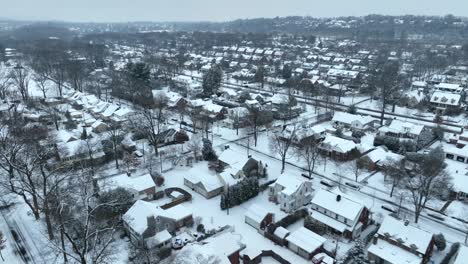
<box><xmin>282</xmin><ymin>64</ymin><xmax>292</xmax><ymax>79</ymax></box>
<box><xmin>340</xmin><ymin>239</ymin><xmax>370</xmax><ymax>264</ymax></box>
<box><xmin>202</xmin><ymin>139</ymin><xmax>217</xmax><ymax>161</ymax></box>
<box><xmin>202</xmin><ymin>64</ymin><xmax>223</xmax><ymax>96</ymax></box>
<box><xmin>434</xmin><ymin>233</ymin><xmax>447</xmax><ymax>251</ymax></box>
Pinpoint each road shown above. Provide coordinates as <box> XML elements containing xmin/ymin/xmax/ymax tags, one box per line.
<box><xmin>0</xmin><ymin>208</ymin><xmax>39</xmax><ymax>264</ymax></box>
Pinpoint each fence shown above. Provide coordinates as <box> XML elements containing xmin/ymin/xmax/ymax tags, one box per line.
<box><xmin>160</xmin><ymin>187</ymin><xmax>192</xmax><ymax>209</ymax></box>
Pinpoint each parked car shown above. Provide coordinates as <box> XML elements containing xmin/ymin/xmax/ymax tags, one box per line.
<box><xmin>320</xmin><ymin>180</ymin><xmax>335</xmax><ymax>188</ymax></box>
<box><xmin>381</xmin><ymin>204</ymin><xmax>397</xmax><ymax>213</ymax></box>
<box><xmin>345</xmin><ymin>181</ymin><xmax>360</xmax><ymax>190</ymax></box>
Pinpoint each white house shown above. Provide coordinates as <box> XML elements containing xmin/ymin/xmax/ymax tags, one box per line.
<box><xmin>332</xmin><ymin>112</ymin><xmax>377</xmax><ymax>131</ymax></box>
<box><xmin>309</xmin><ymin>189</ymin><xmax>369</xmax><ymax>239</ymax></box>
<box><xmin>379</xmin><ymin>120</ymin><xmax>428</xmax><ymax>141</ymax></box>
<box><xmin>269</xmin><ymin>174</ymin><xmax>313</xmax><ymax>213</ymax></box>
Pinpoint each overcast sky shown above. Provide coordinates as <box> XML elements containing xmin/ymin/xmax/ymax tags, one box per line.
<box><xmin>2</xmin><ymin>0</ymin><xmax>467</xmax><ymax>23</ymax></box>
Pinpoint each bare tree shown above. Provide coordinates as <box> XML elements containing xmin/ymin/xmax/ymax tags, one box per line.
<box><xmin>187</xmin><ymin>134</ymin><xmax>202</xmax><ymax>161</ymax></box>
<box><xmin>402</xmin><ymin>146</ymin><xmax>452</xmax><ymax>223</ymax></box>
<box><xmin>373</xmin><ymin>61</ymin><xmax>400</xmax><ymax>125</ymax></box>
<box><xmin>50</xmin><ymin>170</ymin><xmax>121</xmax><ymax>264</ymax></box>
<box><xmin>346</xmin><ymin>159</ymin><xmax>361</xmax><ymax>182</ymax></box>
<box><xmin>0</xmin><ymin>64</ymin><xmax>11</xmax><ymax>100</ymax></box>
<box><xmin>33</xmin><ymin>72</ymin><xmax>50</xmax><ymax>99</ymax></box>
<box><xmin>269</xmin><ymin>125</ymin><xmax>297</xmax><ymax>173</ymax></box>
<box><xmin>295</xmin><ymin>140</ymin><xmax>320</xmax><ymax>178</ymax></box>
<box><xmin>133</xmin><ymin>108</ymin><xmax>164</xmax><ymax>157</ymax></box>
<box><xmin>10</xmin><ymin>64</ymin><xmax>30</xmax><ymax>101</ymax></box>
<box><xmin>381</xmin><ymin>158</ymin><xmax>407</xmax><ymax>197</ymax></box>
<box><xmin>247</xmin><ymin>106</ymin><xmax>272</xmax><ymax>147</ymax></box>
<box><xmin>106</xmin><ymin>123</ymin><xmax>125</xmax><ymax>169</ymax></box>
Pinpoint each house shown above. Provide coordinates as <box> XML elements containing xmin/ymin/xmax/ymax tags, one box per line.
<box><xmin>244</xmin><ymin>204</ymin><xmax>274</xmax><ymax>232</ymax></box>
<box><xmin>56</xmin><ymin>139</ymin><xmax>106</xmax><ymax>165</ymax></box>
<box><xmin>155</xmin><ymin>128</ymin><xmax>178</xmax><ymax>146</ymax></box>
<box><xmin>269</xmin><ymin>94</ymin><xmax>301</xmax><ymax>119</ymax></box>
<box><xmin>379</xmin><ymin>120</ymin><xmax>431</xmax><ymax>143</ymax></box>
<box><xmin>319</xmin><ymin>135</ymin><xmax>358</xmax><ymax>160</ymax></box>
<box><xmin>286</xmin><ymin>227</ymin><xmax>326</xmax><ymax>259</ymax></box>
<box><xmin>368</xmin><ymin>217</ymin><xmax>434</xmax><ymax>264</ymax></box>
<box><xmin>98</xmin><ymin>173</ymin><xmax>156</xmax><ymax>201</ymax></box>
<box><xmin>269</xmin><ymin>174</ymin><xmax>313</xmax><ymax>213</ymax></box>
<box><xmin>289</xmin><ymin>124</ymin><xmax>327</xmax><ymax>145</ymax></box>
<box><xmin>111</xmin><ymin>107</ymin><xmax>133</xmax><ymax>123</ymax></box>
<box><xmin>332</xmin><ymin>112</ymin><xmax>377</xmax><ymax>131</ymax></box>
<box><xmin>180</xmin><ymin>229</ymin><xmax>245</xmax><ymax>264</ymax></box>
<box><xmin>91</xmin><ymin>120</ymin><xmax>108</xmax><ymax>133</ymax></box>
<box><xmin>430</xmin><ymin>91</ymin><xmax>462</xmax><ymax>112</ymax></box>
<box><xmin>309</xmin><ymin>189</ymin><xmax>369</xmax><ymax>239</ymax></box>
<box><xmin>451</xmin><ymin>245</ymin><xmax>468</xmax><ymax>264</ymax></box>
<box><xmin>450</xmin><ymin>164</ymin><xmax>468</xmax><ymax>201</ymax></box>
<box><xmin>434</xmin><ymin>83</ymin><xmax>463</xmax><ymax>93</ymax></box>
<box><xmin>183</xmin><ymin>174</ymin><xmax>224</xmax><ymax>199</ymax></box>
<box><xmin>123</xmin><ymin>200</ymin><xmax>193</xmax><ymax>248</ymax></box>
<box><xmin>358</xmin><ymin>147</ymin><xmax>404</xmax><ymax>171</ymax></box>
<box><xmin>221</xmin><ymin>107</ymin><xmax>250</xmax><ymax>129</ymax></box>
<box><xmin>218</xmin><ymin>148</ymin><xmax>265</xmax><ymax>178</ymax></box>
<box><xmin>100</xmin><ymin>104</ymin><xmax>120</xmax><ymax>120</ymax></box>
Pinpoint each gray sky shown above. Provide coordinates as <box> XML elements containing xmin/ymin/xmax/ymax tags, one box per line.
<box><xmin>2</xmin><ymin>0</ymin><xmax>467</xmax><ymax>22</ymax></box>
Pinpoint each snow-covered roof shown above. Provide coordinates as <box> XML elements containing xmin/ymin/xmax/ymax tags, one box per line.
<box><xmin>191</xmin><ymin>99</ymin><xmax>225</xmax><ymax>113</ymax></box>
<box><xmin>311</xmin><ymin>189</ymin><xmax>364</xmax><ymax>222</ymax></box>
<box><xmin>411</xmin><ymin>81</ymin><xmax>427</xmax><ymax>87</ymax></box>
<box><xmin>285</xmin><ymin>227</ymin><xmax>326</xmax><ymax>254</ymax></box>
<box><xmin>270</xmin><ymin>94</ymin><xmax>289</xmax><ymax>105</ymax></box>
<box><xmin>273</xmin><ymin>226</ymin><xmax>290</xmax><ymax>239</ymax></box>
<box><xmin>123</xmin><ymin>200</ymin><xmax>192</xmax><ymax>235</ymax></box>
<box><xmin>184</xmin><ymin>174</ymin><xmax>223</xmax><ymax>192</ymax></box>
<box><xmin>271</xmin><ymin>174</ymin><xmax>308</xmax><ymax>196</ymax></box>
<box><xmin>435</xmin><ymin>82</ymin><xmax>462</xmax><ymax>91</ymax></box>
<box><xmin>145</xmin><ymin>230</ymin><xmax>172</xmax><ymax>248</ymax></box>
<box><xmin>332</xmin><ymin>112</ymin><xmax>376</xmax><ymax>126</ymax></box>
<box><xmin>98</xmin><ymin>174</ymin><xmax>155</xmax><ymax>193</ymax></box>
<box><xmin>364</xmin><ymin>147</ymin><xmax>404</xmax><ymax>165</ymax></box>
<box><xmin>102</xmin><ymin>104</ymin><xmax>119</xmax><ymax>117</ymax></box>
<box><xmin>381</xmin><ymin>120</ymin><xmax>424</xmax><ymax>136</ymax></box>
<box><xmin>368</xmin><ymin>239</ymin><xmax>422</xmax><ymax>264</ymax></box>
<box><xmin>376</xmin><ymin>217</ymin><xmax>433</xmax><ymax>256</ymax></box>
<box><xmin>321</xmin><ymin>135</ymin><xmax>357</xmax><ymax>153</ymax></box>
<box><xmin>218</xmin><ymin>148</ymin><xmax>252</xmax><ymax>171</ymax></box>
<box><xmin>245</xmin><ymin>204</ymin><xmax>272</xmax><ymax>224</ymax></box>
<box><xmin>181</xmin><ymin>231</ymin><xmax>244</xmax><ymax>264</ymax></box>
<box><xmin>430</xmin><ymin>91</ymin><xmax>461</xmax><ymax>106</ymax></box>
